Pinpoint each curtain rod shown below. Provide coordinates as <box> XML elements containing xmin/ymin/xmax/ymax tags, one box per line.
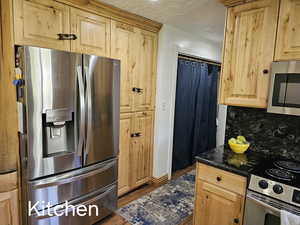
<box><xmin>178</xmin><ymin>54</ymin><xmax>221</xmax><ymax>67</ymax></box>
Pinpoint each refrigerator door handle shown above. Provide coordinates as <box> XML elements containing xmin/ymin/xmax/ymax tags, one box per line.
<box><xmin>77</xmin><ymin>66</ymin><xmax>85</xmax><ymax>157</ymax></box>
<box><xmin>84</xmin><ymin>66</ymin><xmax>92</xmax><ymax>160</ymax></box>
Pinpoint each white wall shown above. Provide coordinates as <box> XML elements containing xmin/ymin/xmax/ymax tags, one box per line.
<box><xmin>153</xmin><ymin>24</ymin><xmax>227</xmax><ymax>179</ymax></box>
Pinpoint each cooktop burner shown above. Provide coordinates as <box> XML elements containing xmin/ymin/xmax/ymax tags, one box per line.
<box><xmin>265</xmin><ymin>168</ymin><xmax>294</xmax><ymax>181</ymax></box>
<box><xmin>274</xmin><ymin>161</ymin><xmax>300</xmax><ymax>173</ymax></box>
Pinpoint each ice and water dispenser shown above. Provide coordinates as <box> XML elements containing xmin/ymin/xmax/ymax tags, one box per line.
<box><xmin>40</xmin><ymin>53</ymin><xmax>77</xmax><ymax>158</ymax></box>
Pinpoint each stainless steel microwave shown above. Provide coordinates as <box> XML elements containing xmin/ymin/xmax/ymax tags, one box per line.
<box><xmin>268</xmin><ymin>61</ymin><xmax>300</xmax><ymax>116</ymax></box>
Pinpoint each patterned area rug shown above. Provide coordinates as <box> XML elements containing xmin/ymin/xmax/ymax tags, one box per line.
<box><xmin>117</xmin><ymin>170</ymin><xmax>196</xmax><ymax>225</ymax></box>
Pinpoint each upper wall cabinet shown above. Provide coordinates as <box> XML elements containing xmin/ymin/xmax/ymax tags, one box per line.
<box><xmin>70</xmin><ymin>8</ymin><xmax>111</xmax><ymax>57</ymax></box>
<box><xmin>134</xmin><ymin>30</ymin><xmax>157</xmax><ymax>112</ymax></box>
<box><xmin>219</xmin><ymin>0</ymin><xmax>279</xmax><ymax>108</ymax></box>
<box><xmin>14</xmin><ymin>0</ymin><xmax>111</xmax><ymax>57</ymax></box>
<box><xmin>14</xmin><ymin>0</ymin><xmax>70</xmax><ymax>51</ymax></box>
<box><xmin>275</xmin><ymin>0</ymin><xmax>300</xmax><ymax>60</ymax></box>
<box><xmin>111</xmin><ymin>21</ymin><xmax>138</xmax><ymax>113</ymax></box>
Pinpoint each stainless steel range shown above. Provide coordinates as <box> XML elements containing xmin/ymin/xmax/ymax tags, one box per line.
<box><xmin>244</xmin><ymin>159</ymin><xmax>300</xmax><ymax>225</ymax></box>
<box><xmin>16</xmin><ymin>46</ymin><xmax>120</xmax><ymax>225</ymax></box>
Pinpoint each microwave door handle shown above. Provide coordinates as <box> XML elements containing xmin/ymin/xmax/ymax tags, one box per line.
<box><xmin>77</xmin><ymin>66</ymin><xmax>85</xmax><ymax>157</ymax></box>
<box><xmin>84</xmin><ymin>66</ymin><xmax>92</xmax><ymax>162</ymax></box>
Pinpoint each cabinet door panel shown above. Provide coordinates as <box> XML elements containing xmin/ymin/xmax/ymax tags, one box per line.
<box><xmin>118</xmin><ymin>113</ymin><xmax>133</xmax><ymax>196</ymax></box>
<box><xmin>0</xmin><ymin>190</ymin><xmax>19</xmax><ymax>225</ymax></box>
<box><xmin>71</xmin><ymin>8</ymin><xmax>110</xmax><ymax>57</ymax></box>
<box><xmin>194</xmin><ymin>180</ymin><xmax>243</xmax><ymax>225</ymax></box>
<box><xmin>131</xmin><ymin>112</ymin><xmax>153</xmax><ymax>188</ymax></box>
<box><xmin>275</xmin><ymin>0</ymin><xmax>300</xmax><ymax>60</ymax></box>
<box><xmin>14</xmin><ymin>0</ymin><xmax>70</xmax><ymax>51</ymax></box>
<box><xmin>220</xmin><ymin>0</ymin><xmax>279</xmax><ymax>108</ymax></box>
<box><xmin>134</xmin><ymin>30</ymin><xmax>157</xmax><ymax>111</ymax></box>
<box><xmin>111</xmin><ymin>21</ymin><xmax>137</xmax><ymax>113</ymax></box>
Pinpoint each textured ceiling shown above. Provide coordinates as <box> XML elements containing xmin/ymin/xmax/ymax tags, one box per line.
<box><xmin>97</xmin><ymin>0</ymin><xmax>226</xmax><ymax>43</ymax></box>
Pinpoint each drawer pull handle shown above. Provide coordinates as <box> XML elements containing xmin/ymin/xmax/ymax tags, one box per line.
<box><xmin>131</xmin><ymin>132</ymin><xmax>142</xmax><ymax>138</ymax></box>
<box><xmin>132</xmin><ymin>87</ymin><xmax>143</xmax><ymax>93</ymax></box>
<box><xmin>57</xmin><ymin>33</ymin><xmax>77</xmax><ymax>40</ymax></box>
<box><xmin>234</xmin><ymin>218</ymin><xmax>239</xmax><ymax>224</ymax></box>
<box><xmin>216</xmin><ymin>176</ymin><xmax>222</xmax><ymax>182</ymax></box>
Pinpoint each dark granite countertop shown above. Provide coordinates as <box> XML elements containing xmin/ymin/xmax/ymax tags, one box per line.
<box><xmin>195</xmin><ymin>145</ymin><xmax>266</xmax><ymax>177</ymax></box>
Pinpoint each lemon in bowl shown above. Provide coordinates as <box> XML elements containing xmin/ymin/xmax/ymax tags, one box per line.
<box><xmin>228</xmin><ymin>136</ymin><xmax>250</xmax><ymax>154</ymax></box>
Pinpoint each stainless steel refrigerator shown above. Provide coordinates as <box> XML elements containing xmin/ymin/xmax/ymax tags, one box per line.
<box><xmin>17</xmin><ymin>46</ymin><xmax>120</xmax><ymax>225</ymax></box>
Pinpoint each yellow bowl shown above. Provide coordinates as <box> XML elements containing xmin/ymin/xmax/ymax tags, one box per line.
<box><xmin>228</xmin><ymin>141</ymin><xmax>250</xmax><ymax>154</ymax></box>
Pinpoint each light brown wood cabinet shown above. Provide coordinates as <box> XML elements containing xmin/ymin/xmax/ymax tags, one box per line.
<box><xmin>219</xmin><ymin>0</ymin><xmax>279</xmax><ymax>108</ymax></box>
<box><xmin>118</xmin><ymin>113</ymin><xmax>133</xmax><ymax>196</ymax></box>
<box><xmin>0</xmin><ymin>189</ymin><xmax>19</xmax><ymax>225</ymax></box>
<box><xmin>133</xmin><ymin>30</ymin><xmax>157</xmax><ymax>112</ymax></box>
<box><xmin>112</xmin><ymin>21</ymin><xmax>157</xmax><ymax>196</ymax></box>
<box><xmin>194</xmin><ymin>163</ymin><xmax>246</xmax><ymax>225</ymax></box>
<box><xmin>14</xmin><ymin>0</ymin><xmax>111</xmax><ymax>57</ymax></box>
<box><xmin>70</xmin><ymin>8</ymin><xmax>111</xmax><ymax>56</ymax></box>
<box><xmin>14</xmin><ymin>0</ymin><xmax>71</xmax><ymax>51</ymax></box>
<box><xmin>194</xmin><ymin>181</ymin><xmax>244</xmax><ymax>225</ymax></box>
<box><xmin>118</xmin><ymin>112</ymin><xmax>154</xmax><ymax>196</ymax></box>
<box><xmin>0</xmin><ymin>172</ymin><xmax>19</xmax><ymax>225</ymax></box>
<box><xmin>111</xmin><ymin>21</ymin><xmax>138</xmax><ymax>113</ymax></box>
<box><xmin>111</xmin><ymin>22</ymin><xmax>157</xmax><ymax>113</ymax></box>
<box><xmin>275</xmin><ymin>0</ymin><xmax>300</xmax><ymax>60</ymax></box>
<box><xmin>131</xmin><ymin>111</ymin><xmax>153</xmax><ymax>188</ymax></box>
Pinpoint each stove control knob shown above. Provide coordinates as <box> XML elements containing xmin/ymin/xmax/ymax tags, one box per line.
<box><xmin>292</xmin><ymin>190</ymin><xmax>300</xmax><ymax>204</ymax></box>
<box><xmin>258</xmin><ymin>180</ymin><xmax>268</xmax><ymax>189</ymax></box>
<box><xmin>273</xmin><ymin>184</ymin><xmax>283</xmax><ymax>194</ymax></box>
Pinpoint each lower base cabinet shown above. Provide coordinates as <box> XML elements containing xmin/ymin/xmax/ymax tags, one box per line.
<box><xmin>193</xmin><ymin>163</ymin><xmax>246</xmax><ymax>225</ymax></box>
<box><xmin>0</xmin><ymin>172</ymin><xmax>19</xmax><ymax>225</ymax></box>
<box><xmin>0</xmin><ymin>190</ymin><xmax>19</xmax><ymax>225</ymax></box>
<box><xmin>118</xmin><ymin>111</ymin><xmax>154</xmax><ymax>196</ymax></box>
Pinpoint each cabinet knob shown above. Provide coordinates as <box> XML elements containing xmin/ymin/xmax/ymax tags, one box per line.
<box><xmin>263</xmin><ymin>69</ymin><xmax>269</xmax><ymax>74</ymax></box>
<box><xmin>216</xmin><ymin>176</ymin><xmax>222</xmax><ymax>182</ymax></box>
<box><xmin>234</xmin><ymin>218</ymin><xmax>239</xmax><ymax>224</ymax></box>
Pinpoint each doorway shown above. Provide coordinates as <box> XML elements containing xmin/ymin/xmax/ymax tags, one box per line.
<box><xmin>172</xmin><ymin>54</ymin><xmax>221</xmax><ymax>172</ymax></box>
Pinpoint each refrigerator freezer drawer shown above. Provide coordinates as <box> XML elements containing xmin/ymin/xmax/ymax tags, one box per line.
<box><xmin>29</xmin><ymin>184</ymin><xmax>117</xmax><ymax>225</ymax></box>
<box><xmin>28</xmin><ymin>158</ymin><xmax>117</xmax><ymax>211</ymax></box>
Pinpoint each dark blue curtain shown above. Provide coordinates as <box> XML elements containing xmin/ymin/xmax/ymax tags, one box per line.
<box><xmin>172</xmin><ymin>58</ymin><xmax>219</xmax><ymax>172</ymax></box>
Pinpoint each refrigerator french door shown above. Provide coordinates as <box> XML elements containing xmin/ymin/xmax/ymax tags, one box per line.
<box><xmin>83</xmin><ymin>55</ymin><xmax>120</xmax><ymax>166</ymax></box>
<box><xmin>18</xmin><ymin>46</ymin><xmax>120</xmax><ymax>225</ymax></box>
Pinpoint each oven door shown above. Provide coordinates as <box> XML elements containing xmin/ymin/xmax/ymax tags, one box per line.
<box><xmin>244</xmin><ymin>190</ymin><xmax>300</xmax><ymax>225</ymax></box>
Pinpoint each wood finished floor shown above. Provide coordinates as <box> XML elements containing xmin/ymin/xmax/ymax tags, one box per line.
<box><xmin>99</xmin><ymin>165</ymin><xmax>195</xmax><ymax>225</ymax></box>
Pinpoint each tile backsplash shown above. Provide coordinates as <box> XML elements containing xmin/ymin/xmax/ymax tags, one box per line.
<box><xmin>225</xmin><ymin>106</ymin><xmax>300</xmax><ymax>159</ymax></box>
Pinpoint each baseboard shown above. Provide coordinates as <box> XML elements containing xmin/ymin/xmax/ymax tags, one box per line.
<box><xmin>151</xmin><ymin>174</ymin><xmax>169</xmax><ymax>185</ymax></box>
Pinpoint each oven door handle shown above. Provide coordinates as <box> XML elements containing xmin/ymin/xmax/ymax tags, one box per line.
<box><xmin>247</xmin><ymin>194</ymin><xmax>281</xmax><ymax>216</ymax></box>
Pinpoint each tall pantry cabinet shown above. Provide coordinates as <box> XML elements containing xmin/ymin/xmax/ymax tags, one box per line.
<box><xmin>111</xmin><ymin>21</ymin><xmax>158</xmax><ymax>196</ymax></box>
